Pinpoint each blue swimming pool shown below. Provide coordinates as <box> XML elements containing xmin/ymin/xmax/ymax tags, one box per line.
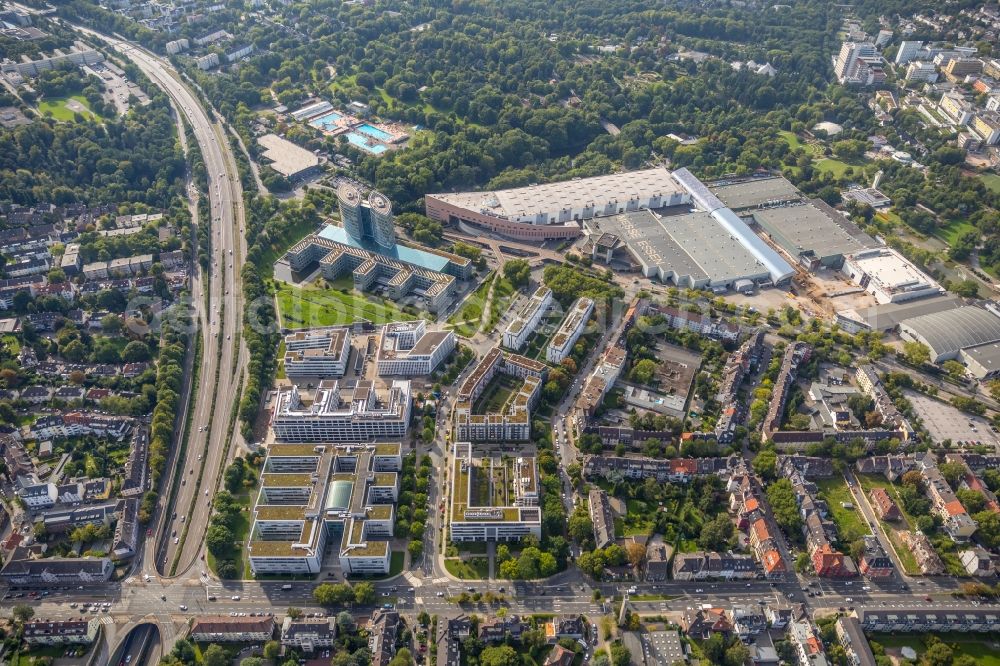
<box><xmin>356</xmin><ymin>123</ymin><xmax>393</xmax><ymax>141</ymax></box>
<box><xmin>346</xmin><ymin>132</ymin><xmax>389</xmax><ymax>154</ymax></box>
<box><xmin>309</xmin><ymin>111</ymin><xmax>343</xmax><ymax>131</ymax></box>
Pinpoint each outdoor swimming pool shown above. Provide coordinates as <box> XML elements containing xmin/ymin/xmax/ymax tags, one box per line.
<box><xmin>346</xmin><ymin>132</ymin><xmax>389</xmax><ymax>154</ymax></box>
<box><xmin>309</xmin><ymin>111</ymin><xmax>343</xmax><ymax>131</ymax></box>
<box><xmin>356</xmin><ymin>123</ymin><xmax>394</xmax><ymax>141</ymax></box>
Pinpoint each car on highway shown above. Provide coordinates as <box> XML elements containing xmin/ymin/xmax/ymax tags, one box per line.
<box><xmin>232</xmin><ymin>595</ymin><xmax>240</xmax><ymax>601</ymax></box>
<box><xmin>179</xmin><ymin>605</ymin><xmax>187</xmax><ymax>611</ymax></box>
<box><xmin>174</xmin><ymin>537</ymin><xmax>179</xmax><ymax>544</ymax></box>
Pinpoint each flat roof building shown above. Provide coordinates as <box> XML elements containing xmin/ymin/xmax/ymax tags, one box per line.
<box><xmin>842</xmin><ymin>248</ymin><xmax>943</xmax><ymax>304</ymax></box>
<box><xmin>426</xmin><ymin>168</ymin><xmax>688</xmax><ymax>241</ymax></box>
<box><xmin>546</xmin><ymin>297</ymin><xmax>594</xmax><ymax>363</ymax></box>
<box><xmin>835</xmin><ymin>294</ymin><xmax>962</xmax><ymax>334</ymax></box>
<box><xmin>271</xmin><ymin>380</ymin><xmax>411</xmax><ymax>442</ymax></box>
<box><xmin>450</xmin><ymin>442</ymin><xmax>542</xmax><ymax>542</ymax></box>
<box><xmin>248</xmin><ymin>443</ymin><xmax>401</xmax><ymax>576</ymax></box>
<box><xmin>284</xmin><ymin>328</ymin><xmax>351</xmax><ymax>379</ymax></box>
<box><xmin>503</xmin><ymin>286</ymin><xmax>553</xmax><ymax>351</ymax></box>
<box><xmin>750</xmin><ymin>200</ymin><xmax>875</xmax><ymax>268</ymax></box>
<box><xmin>708</xmin><ymin>175</ymin><xmax>802</xmax><ymax>210</ymax></box>
<box><xmin>376</xmin><ymin>320</ymin><xmax>455</xmax><ymax>376</ymax></box>
<box><xmin>257</xmin><ymin>133</ymin><xmax>321</xmax><ymax>180</ymax></box>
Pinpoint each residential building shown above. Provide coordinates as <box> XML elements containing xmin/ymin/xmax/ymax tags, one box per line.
<box><xmin>453</xmin><ymin>348</ymin><xmax>547</xmax><ymax>441</ymax></box>
<box><xmin>544</xmin><ymin>616</ymin><xmax>585</xmax><ymax>642</ymax></box>
<box><xmin>731</xmin><ymin>605</ymin><xmax>768</xmax><ymax>641</ymax></box>
<box><xmin>577</xmin><ymin>344</ymin><xmax>628</xmax><ymax>417</ymax></box>
<box><xmin>672</xmin><ymin>551</ymin><xmax>757</xmax><ymax>580</ymax></box>
<box><xmin>544</xmin><ymin>645</ymin><xmax>576</xmax><ymax>666</ymax></box>
<box><xmin>765</xmin><ymin>606</ymin><xmax>792</xmax><ymax>630</ymax></box>
<box><xmin>376</xmin><ymin>320</ymin><xmax>455</xmax><ymax>376</ymax></box>
<box><xmin>858</xmin><ymin>608</ymin><xmax>1000</xmax><ymax>633</ymax></box>
<box><xmin>0</xmin><ymin>552</ymin><xmax>113</xmax><ymax>585</ymax></box>
<box><xmin>589</xmin><ymin>488</ymin><xmax>615</xmax><ymax>549</ymax></box>
<box><xmin>546</xmin><ymin>297</ymin><xmax>593</xmax><ymax>363</ymax></box>
<box><xmin>834</xmin><ymin>42</ymin><xmax>885</xmax><ymax>85</ymax></box>
<box><xmin>503</xmin><ymin>285</ymin><xmax>553</xmax><ymax>351</ymax></box>
<box><xmin>682</xmin><ymin>607</ymin><xmax>733</xmax><ymax>640</ymax></box>
<box><xmin>858</xmin><ymin>536</ymin><xmax>894</xmax><ymax>579</ymax></box>
<box><xmin>715</xmin><ymin>329</ymin><xmax>765</xmax><ymax>443</ymax></box>
<box><xmin>901</xmin><ymin>530</ymin><xmax>945</xmax><ymax>575</ymax></box>
<box><xmin>368</xmin><ymin>610</ymin><xmax>400</xmax><ymax>666</ymax></box>
<box><xmin>189</xmin><ymin>616</ymin><xmax>275</xmax><ymax>642</ymax></box>
<box><xmin>835</xmin><ymin>616</ymin><xmax>876</xmax><ymax>666</ymax></box>
<box><xmin>870</xmin><ymin>487</ymin><xmax>901</xmax><ymax>521</ymax></box>
<box><xmin>789</xmin><ymin>619</ymin><xmax>828</xmax><ymax>666</ymax></box>
<box><xmin>762</xmin><ymin>343</ymin><xmax>812</xmax><ymax>439</ymax></box>
<box><xmin>920</xmin><ymin>455</ymin><xmax>977</xmax><ymax>541</ymax></box>
<box><xmin>645</xmin><ymin>542</ymin><xmax>671</xmax><ymax>581</ymax></box>
<box><xmin>271</xmin><ymin>380</ymin><xmax>411</xmax><ymax>442</ymax></box>
<box><xmin>17</xmin><ymin>481</ymin><xmax>57</xmax><ymax>509</ymax></box>
<box><xmin>938</xmin><ymin>91</ymin><xmax>975</xmax><ymax>125</ymax></box>
<box><xmin>583</xmin><ymin>455</ymin><xmax>736</xmax><ymax>483</ymax></box>
<box><xmin>24</xmin><ymin>618</ymin><xmax>100</xmax><ymax>645</ymax></box>
<box><xmin>971</xmin><ymin>111</ymin><xmax>1000</xmax><ymax>145</ymax></box>
<box><xmin>449</xmin><ymin>442</ymin><xmax>542</xmax><ymax>542</ymax></box>
<box><xmin>479</xmin><ymin>615</ymin><xmax>525</xmax><ymax>643</ymax></box>
<box><xmin>281</xmin><ymin>617</ymin><xmax>337</xmax><ymax>652</ymax></box>
<box><xmin>905</xmin><ymin>61</ymin><xmax>938</xmax><ymax>82</ymax></box>
<box><xmin>283</xmin><ymin>328</ymin><xmax>351</xmax><ymax>378</ymax></box>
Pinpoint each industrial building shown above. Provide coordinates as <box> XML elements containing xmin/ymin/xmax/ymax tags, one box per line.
<box><xmin>546</xmin><ymin>297</ymin><xmax>594</xmax><ymax>363</ymax></box>
<box><xmin>748</xmin><ymin>200</ymin><xmax>875</xmax><ymax>268</ymax></box>
<box><xmin>247</xmin><ymin>443</ymin><xmax>401</xmax><ymax>576</ymax></box>
<box><xmin>283</xmin><ymin>328</ymin><xmax>351</xmax><ymax>379</ymax></box>
<box><xmin>449</xmin><ymin>442</ymin><xmax>542</xmax><ymax>541</ymax></box>
<box><xmin>842</xmin><ymin>248</ymin><xmax>944</xmax><ymax>304</ymax></box>
<box><xmin>708</xmin><ymin>175</ymin><xmax>801</xmax><ymax>210</ymax></box>
<box><xmin>375</xmin><ymin>320</ymin><xmax>455</xmax><ymax>376</ymax></box>
<box><xmin>899</xmin><ymin>306</ymin><xmax>1000</xmax><ymax>364</ymax></box>
<box><xmin>257</xmin><ymin>134</ymin><xmax>321</xmax><ymax>181</ymax></box>
<box><xmin>426</xmin><ymin>167</ymin><xmax>689</xmax><ymax>240</ymax></box>
<box><xmin>503</xmin><ymin>286</ymin><xmax>553</xmax><ymax>350</ymax></box>
<box><xmin>835</xmin><ymin>294</ymin><xmax>963</xmax><ymax>334</ymax></box>
<box><xmin>280</xmin><ymin>184</ymin><xmax>472</xmax><ymax>313</ymax></box>
<box><xmin>271</xmin><ymin>380</ymin><xmax>411</xmax><ymax>442</ymax></box>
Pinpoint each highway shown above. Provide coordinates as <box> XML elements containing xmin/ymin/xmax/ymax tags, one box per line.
<box><xmin>73</xmin><ymin>28</ymin><xmax>249</xmax><ymax>577</ymax></box>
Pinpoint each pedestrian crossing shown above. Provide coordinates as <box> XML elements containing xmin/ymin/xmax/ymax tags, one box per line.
<box><xmin>99</xmin><ymin>616</ymin><xmax>116</xmax><ymax>625</ymax></box>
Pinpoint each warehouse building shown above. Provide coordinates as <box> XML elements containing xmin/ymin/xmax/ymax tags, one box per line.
<box><xmin>835</xmin><ymin>294</ymin><xmax>963</xmax><ymax>334</ymax></box>
<box><xmin>842</xmin><ymin>248</ymin><xmax>944</xmax><ymax>304</ymax></box>
<box><xmin>749</xmin><ymin>200</ymin><xmax>875</xmax><ymax>268</ymax></box>
<box><xmin>708</xmin><ymin>175</ymin><xmax>802</xmax><ymax>210</ymax></box>
<box><xmin>899</xmin><ymin>306</ymin><xmax>1000</xmax><ymax>363</ymax></box>
<box><xmin>426</xmin><ymin>167</ymin><xmax>689</xmax><ymax>241</ymax></box>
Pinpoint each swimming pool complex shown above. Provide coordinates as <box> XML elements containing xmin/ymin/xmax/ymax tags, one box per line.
<box><xmin>346</xmin><ymin>132</ymin><xmax>389</xmax><ymax>154</ymax></box>
<box><xmin>309</xmin><ymin>111</ymin><xmax>343</xmax><ymax>131</ymax></box>
<box><xmin>356</xmin><ymin>123</ymin><xmax>394</xmax><ymax>141</ymax></box>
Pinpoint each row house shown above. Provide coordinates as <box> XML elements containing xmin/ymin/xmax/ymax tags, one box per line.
<box><xmin>189</xmin><ymin>616</ymin><xmax>275</xmax><ymax>642</ymax></box>
<box><xmin>645</xmin><ymin>303</ymin><xmax>741</xmax><ymax>342</ymax></box>
<box><xmin>672</xmin><ymin>551</ymin><xmax>757</xmax><ymax>580</ymax></box>
<box><xmin>368</xmin><ymin>609</ymin><xmax>400</xmax><ymax>666</ymax></box>
<box><xmin>919</xmin><ymin>454</ymin><xmax>977</xmax><ymax>541</ymax></box>
<box><xmin>788</xmin><ymin>618</ymin><xmax>828</xmax><ymax>666</ymax></box>
<box><xmin>729</xmin><ymin>466</ymin><xmax>787</xmax><ymax>578</ymax></box>
<box><xmin>583</xmin><ymin>454</ymin><xmax>737</xmax><ymax>483</ymax></box>
<box><xmin>681</xmin><ymin>607</ymin><xmax>733</xmax><ymax>640</ymax></box>
<box><xmin>948</xmin><ymin>453</ymin><xmax>1000</xmax><ymax>472</ymax></box>
<box><xmin>858</xmin><ymin>608</ymin><xmax>1000</xmax><ymax>633</ymax></box>
<box><xmin>855</xmin><ymin>365</ymin><xmax>911</xmax><ymax>432</ymax></box>
<box><xmin>778</xmin><ymin>455</ymin><xmax>834</xmax><ymax>479</ymax></box>
<box><xmin>783</xmin><ymin>459</ymin><xmax>857</xmax><ymax>578</ymax></box>
<box><xmin>854</xmin><ymin>454</ymin><xmax>917</xmax><ymax>482</ymax></box>
<box><xmin>869</xmin><ymin>487</ymin><xmax>901</xmax><ymax>521</ymax></box>
<box><xmin>945</xmin><ymin>453</ymin><xmax>1000</xmax><ymax>514</ymax></box>
<box><xmin>762</xmin><ymin>343</ymin><xmax>812</xmax><ymax>440</ymax></box>
<box><xmin>715</xmin><ymin>329</ymin><xmax>765</xmax><ymax>443</ymax></box>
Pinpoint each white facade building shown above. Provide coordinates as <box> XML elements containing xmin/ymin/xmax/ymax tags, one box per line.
<box><xmin>283</xmin><ymin>328</ymin><xmax>351</xmax><ymax>378</ymax></box>
<box><xmin>376</xmin><ymin>320</ymin><xmax>455</xmax><ymax>376</ymax></box>
<box><xmin>271</xmin><ymin>380</ymin><xmax>411</xmax><ymax>442</ymax></box>
<box><xmin>546</xmin><ymin>297</ymin><xmax>594</xmax><ymax>363</ymax></box>
<box><xmin>503</xmin><ymin>286</ymin><xmax>553</xmax><ymax>350</ymax></box>
<box><xmin>842</xmin><ymin>248</ymin><xmax>943</xmax><ymax>304</ymax></box>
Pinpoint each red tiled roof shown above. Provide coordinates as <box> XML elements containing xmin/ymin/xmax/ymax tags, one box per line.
<box><xmin>945</xmin><ymin>500</ymin><xmax>967</xmax><ymax>516</ymax></box>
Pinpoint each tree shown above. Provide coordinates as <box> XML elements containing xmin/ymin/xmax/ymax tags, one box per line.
<box><xmin>629</xmin><ymin>359</ymin><xmax>658</xmax><ymax>385</ymax></box>
<box><xmin>503</xmin><ymin>259</ymin><xmax>531</xmax><ymax>289</ymax></box>
<box><xmin>698</xmin><ymin>514</ymin><xmax>736</xmax><ymax>551</ymax></box>
<box><xmin>241</xmin><ymin>658</ymin><xmax>264</xmax><ymax>666</ymax></box>
<box><xmin>902</xmin><ymin>341</ymin><xmax>930</xmax><ymax>366</ymax></box>
<box><xmin>203</xmin><ymin>644</ymin><xmax>229</xmax><ymax>666</ymax></box>
<box><xmin>901</xmin><ymin>470</ymin><xmax>924</xmax><ymax>489</ymax></box>
<box><xmin>206</xmin><ymin>523</ymin><xmax>233</xmax><ymax>558</ymax></box>
<box><xmin>752</xmin><ymin>449</ymin><xmax>778</xmax><ymax>480</ymax></box>
<box><xmin>408</xmin><ymin>539</ymin><xmax>424</xmax><ymax>560</ymax></box>
<box><xmin>480</xmin><ymin>645</ymin><xmax>519</xmax><ymax>666</ymax></box>
<box><xmin>12</xmin><ymin>604</ymin><xmax>34</xmax><ymax>625</ymax></box>
<box><xmin>263</xmin><ymin>641</ymin><xmax>280</xmax><ymax>659</ymax></box>
<box><xmin>610</xmin><ymin>643</ymin><xmax>631</xmax><ymax>666</ymax></box>
<box><xmin>121</xmin><ymin>340</ymin><xmax>151</xmax><ymax>362</ymax></box>
<box><xmin>353</xmin><ymin>581</ymin><xmax>376</xmax><ymax>605</ymax></box>
<box><xmin>938</xmin><ymin>461</ymin><xmax>966</xmax><ymax>488</ymax></box>
<box><xmin>725</xmin><ymin>643</ymin><xmax>751</xmax><ymax>666</ymax></box>
<box><xmin>313</xmin><ymin>582</ymin><xmax>354</xmax><ymax>605</ymax></box>
<box><xmin>625</xmin><ymin>541</ymin><xmax>646</xmax><ymax>568</ymax></box>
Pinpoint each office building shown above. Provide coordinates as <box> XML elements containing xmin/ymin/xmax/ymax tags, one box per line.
<box><xmin>376</xmin><ymin>320</ymin><xmax>455</xmax><ymax>376</ymax></box>
<box><xmin>283</xmin><ymin>328</ymin><xmax>351</xmax><ymax>379</ymax></box>
<box><xmin>834</xmin><ymin>42</ymin><xmax>885</xmax><ymax>85</ymax></box>
<box><xmin>271</xmin><ymin>380</ymin><xmax>411</xmax><ymax>442</ymax></box>
<box><xmin>503</xmin><ymin>286</ymin><xmax>553</xmax><ymax>351</ymax></box>
<box><xmin>895</xmin><ymin>40</ymin><xmax>923</xmax><ymax>65</ymax></box>
<box><xmin>905</xmin><ymin>61</ymin><xmax>938</xmax><ymax>82</ymax></box>
<box><xmin>281</xmin><ymin>617</ymin><xmax>337</xmax><ymax>652</ymax></box>
<box><xmin>449</xmin><ymin>442</ymin><xmax>542</xmax><ymax>541</ymax></box>
<box><xmin>247</xmin><ymin>443</ymin><xmax>401</xmax><ymax>576</ymax></box>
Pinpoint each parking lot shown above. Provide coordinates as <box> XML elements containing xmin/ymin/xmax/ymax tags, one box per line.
<box><xmin>905</xmin><ymin>390</ymin><xmax>1000</xmax><ymax>448</ymax></box>
<box><xmin>84</xmin><ymin>62</ymin><xmax>149</xmax><ymax>114</ymax></box>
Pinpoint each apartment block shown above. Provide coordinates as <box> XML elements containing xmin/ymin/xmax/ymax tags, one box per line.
<box><xmin>762</xmin><ymin>343</ymin><xmax>812</xmax><ymax>439</ymax></box>
<box><xmin>583</xmin><ymin>454</ymin><xmax>737</xmax><ymax>483</ymax></box>
<box><xmin>24</xmin><ymin>618</ymin><xmax>100</xmax><ymax>645</ymax></box>
<box><xmin>281</xmin><ymin>617</ymin><xmax>337</xmax><ymax>652</ymax></box>
<box><xmin>715</xmin><ymin>329</ymin><xmax>765</xmax><ymax>443</ymax></box>
<box><xmin>671</xmin><ymin>551</ymin><xmax>756</xmax><ymax>580</ymax></box>
<box><xmin>919</xmin><ymin>454</ymin><xmax>977</xmax><ymax>541</ymax></box>
<box><xmin>453</xmin><ymin>348</ymin><xmax>547</xmax><ymax>441</ymax></box>
<box><xmin>546</xmin><ymin>297</ymin><xmax>593</xmax><ymax>363</ymax></box>
<box><xmin>283</xmin><ymin>328</ymin><xmax>351</xmax><ymax>378</ymax></box>
<box><xmin>835</xmin><ymin>616</ymin><xmax>876</xmax><ymax>666</ymax></box>
<box><xmin>189</xmin><ymin>616</ymin><xmax>275</xmax><ymax>642</ymax></box>
<box><xmin>858</xmin><ymin>608</ymin><xmax>1000</xmax><ymax>633</ymax></box>
<box><xmin>449</xmin><ymin>442</ymin><xmax>542</xmax><ymax>542</ymax></box>
<box><xmin>271</xmin><ymin>380</ymin><xmax>411</xmax><ymax>442</ymax></box>
<box><xmin>376</xmin><ymin>320</ymin><xmax>455</xmax><ymax>376</ymax></box>
<box><xmin>503</xmin><ymin>285</ymin><xmax>552</xmax><ymax>350</ymax></box>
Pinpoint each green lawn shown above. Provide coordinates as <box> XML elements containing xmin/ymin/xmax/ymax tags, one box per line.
<box><xmin>260</xmin><ymin>216</ymin><xmax>318</xmax><ymax>267</ymax></box>
<box><xmin>447</xmin><ymin>271</ymin><xmax>493</xmax><ymax>337</ymax></box>
<box><xmin>444</xmin><ymin>557</ymin><xmax>489</xmax><ymax>579</ymax></box>
<box><xmin>934</xmin><ymin>219</ymin><xmax>976</xmax><ymax>246</ymax></box>
<box><xmin>814</xmin><ymin>158</ymin><xmax>854</xmax><ymax>177</ymax></box>
<box><xmin>869</xmin><ymin>634</ymin><xmax>1000</xmax><ymax>666</ymax></box>
<box><xmin>473</xmin><ymin>374</ymin><xmax>521</xmax><ymax>413</ymax></box>
<box><xmin>2</xmin><ymin>334</ymin><xmax>19</xmax><ymax>354</ymax></box>
<box><xmin>275</xmin><ymin>280</ymin><xmax>413</xmax><ymax>328</ymax></box>
<box><xmin>815</xmin><ymin>477</ymin><xmax>870</xmax><ymax>547</ymax></box>
<box><xmin>486</xmin><ymin>277</ymin><xmax>516</xmax><ymax>333</ymax></box>
<box><xmin>37</xmin><ymin>95</ymin><xmax>99</xmax><ymax>122</ymax></box>
<box><xmin>620</xmin><ymin>498</ymin><xmax>656</xmax><ymax>537</ymax></box>
<box><xmin>980</xmin><ymin>173</ymin><xmax>1000</xmax><ymax>194</ymax></box>
<box><xmin>854</xmin><ymin>475</ymin><xmax>921</xmax><ymax>575</ymax></box>
<box><xmin>779</xmin><ymin>130</ymin><xmax>803</xmax><ymax>150</ymax></box>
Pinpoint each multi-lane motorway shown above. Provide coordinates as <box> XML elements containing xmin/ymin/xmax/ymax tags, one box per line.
<box><xmin>72</xmin><ymin>27</ymin><xmax>249</xmax><ymax>577</ymax></box>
